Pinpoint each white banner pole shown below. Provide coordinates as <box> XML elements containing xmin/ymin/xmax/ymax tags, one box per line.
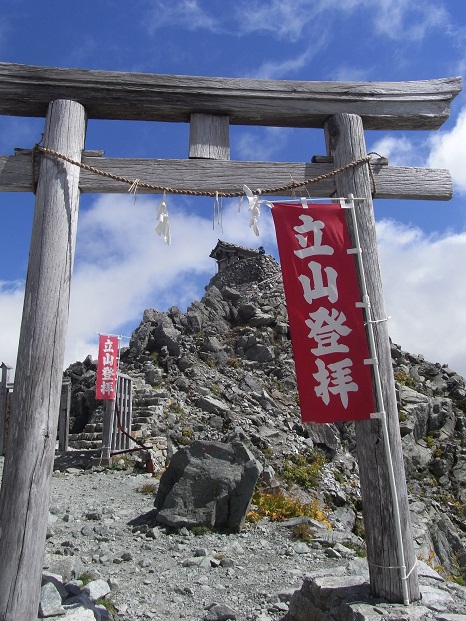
<box><xmin>342</xmin><ymin>194</ymin><xmax>411</xmax><ymax>606</ymax></box>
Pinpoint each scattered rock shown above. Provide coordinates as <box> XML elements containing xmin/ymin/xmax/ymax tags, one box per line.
<box><xmin>40</xmin><ymin>245</ymin><xmax>466</xmax><ymax>621</ymax></box>
<box><xmin>154</xmin><ymin>440</ymin><xmax>262</xmax><ymax>532</ymax></box>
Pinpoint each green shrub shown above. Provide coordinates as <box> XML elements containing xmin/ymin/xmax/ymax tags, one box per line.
<box><xmin>190</xmin><ymin>525</ymin><xmax>211</xmax><ymax>536</ymax></box>
<box><xmin>136</xmin><ymin>482</ymin><xmax>158</xmax><ymax>495</ymax></box>
<box><xmin>290</xmin><ymin>521</ymin><xmax>315</xmax><ymax>542</ymax></box>
<box><xmin>281</xmin><ymin>450</ymin><xmax>326</xmax><ymax>490</ymax></box>
<box><xmin>108</xmin><ymin>455</ymin><xmax>135</xmax><ymax>471</ymax></box>
<box><xmin>227</xmin><ymin>356</ymin><xmax>240</xmax><ymax>369</ymax></box>
<box><xmin>96</xmin><ymin>596</ymin><xmax>118</xmax><ymax>615</ymax></box>
<box><xmin>169</xmin><ymin>402</ymin><xmax>186</xmax><ymax>416</ymax></box>
<box><xmin>394</xmin><ymin>370</ymin><xmax>415</xmax><ymax>388</ymax></box>
<box><xmin>247</xmin><ymin>490</ymin><xmax>330</xmax><ymax>528</ymax></box>
<box><xmin>78</xmin><ymin>572</ymin><xmax>96</xmax><ymax>587</ymax></box>
<box><xmin>424</xmin><ymin>434</ymin><xmax>435</xmax><ymax>449</ymax></box>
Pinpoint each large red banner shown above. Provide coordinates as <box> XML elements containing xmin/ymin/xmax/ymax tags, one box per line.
<box><xmin>96</xmin><ymin>334</ymin><xmax>119</xmax><ymax>400</ymax></box>
<box><xmin>271</xmin><ymin>202</ymin><xmax>375</xmax><ymax>423</ymax></box>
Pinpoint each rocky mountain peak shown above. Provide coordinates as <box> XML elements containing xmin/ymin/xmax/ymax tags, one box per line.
<box><xmin>64</xmin><ymin>247</ymin><xmax>466</xmax><ymax>587</ymax></box>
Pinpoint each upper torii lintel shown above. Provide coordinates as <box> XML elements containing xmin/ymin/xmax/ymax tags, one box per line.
<box><xmin>0</xmin><ymin>62</ymin><xmax>461</xmax><ymax>130</ymax></box>
<box><xmin>0</xmin><ymin>63</ymin><xmax>461</xmax><ymax>202</ymax></box>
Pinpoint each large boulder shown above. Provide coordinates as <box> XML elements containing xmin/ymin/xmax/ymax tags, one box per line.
<box><xmin>154</xmin><ymin>440</ymin><xmax>262</xmax><ymax>533</ymax></box>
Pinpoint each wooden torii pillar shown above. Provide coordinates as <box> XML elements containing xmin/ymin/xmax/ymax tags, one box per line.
<box><xmin>0</xmin><ymin>63</ymin><xmax>461</xmax><ymax>619</ymax></box>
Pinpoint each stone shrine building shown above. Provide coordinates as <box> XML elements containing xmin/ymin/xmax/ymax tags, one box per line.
<box><xmin>209</xmin><ymin>240</ymin><xmax>264</xmax><ymax>272</ymax></box>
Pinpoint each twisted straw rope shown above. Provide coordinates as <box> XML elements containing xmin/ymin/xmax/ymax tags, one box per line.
<box><xmin>33</xmin><ymin>145</ymin><xmax>376</xmax><ymax>198</ymax></box>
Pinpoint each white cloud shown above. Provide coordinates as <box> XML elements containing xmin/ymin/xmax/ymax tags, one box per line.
<box><xmin>251</xmin><ymin>41</ymin><xmax>327</xmax><ymax>80</ymax></box>
<box><xmin>3</xmin><ymin>194</ymin><xmax>466</xmax><ymax>380</ymax></box>
<box><xmin>372</xmin><ymin>0</ymin><xmax>450</xmax><ymax>41</ymax></box>
<box><xmin>428</xmin><ymin>107</ymin><xmax>466</xmax><ymax>195</ymax></box>
<box><xmin>143</xmin><ymin>0</ymin><xmax>452</xmax><ymax>46</ymax></box>
<box><xmin>369</xmin><ymin>104</ymin><xmax>466</xmax><ymax>194</ymax></box>
<box><xmin>234</xmin><ymin>0</ymin><xmax>369</xmax><ymax>42</ymax></box>
<box><xmin>234</xmin><ymin>127</ymin><xmax>293</xmax><ymax>161</ymax></box>
<box><xmin>145</xmin><ymin>0</ymin><xmax>220</xmax><ymax>34</ymax></box>
<box><xmin>235</xmin><ymin>0</ymin><xmax>322</xmax><ymax>43</ymax></box>
<box><xmin>377</xmin><ymin>219</ymin><xmax>466</xmax><ymax>377</ymax></box>
<box><xmin>0</xmin><ymin>280</ymin><xmax>24</xmax><ymax>368</ymax></box>
<box><xmin>329</xmin><ymin>65</ymin><xmax>374</xmax><ymax>82</ymax></box>
<box><xmin>369</xmin><ymin>135</ymin><xmax>427</xmax><ymax>167</ymax></box>
<box><xmin>0</xmin><ymin>194</ymin><xmax>277</xmax><ymax>371</ymax></box>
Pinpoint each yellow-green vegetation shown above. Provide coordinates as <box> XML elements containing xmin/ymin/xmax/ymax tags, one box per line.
<box><xmin>281</xmin><ymin>449</ymin><xmax>327</xmax><ymax>490</ymax></box>
<box><xmin>394</xmin><ymin>370</ymin><xmax>415</xmax><ymax>388</ymax></box>
<box><xmin>419</xmin><ymin>550</ymin><xmax>466</xmax><ymax>586</ymax></box>
<box><xmin>149</xmin><ymin>350</ymin><xmax>159</xmax><ymax>362</ymax></box>
<box><xmin>169</xmin><ymin>402</ymin><xmax>187</xmax><ymax>416</ymax></box>
<box><xmin>451</xmin><ymin>551</ymin><xmax>466</xmax><ymax>586</ymax></box>
<box><xmin>78</xmin><ymin>572</ymin><xmax>96</xmax><ymax>587</ymax></box>
<box><xmin>353</xmin><ymin>516</ymin><xmax>365</xmax><ymax>540</ymax></box>
<box><xmin>176</xmin><ymin>427</ymin><xmax>194</xmax><ymax>446</ymax></box>
<box><xmin>227</xmin><ymin>356</ymin><xmax>240</xmax><ymax>369</ymax></box>
<box><xmin>346</xmin><ymin>542</ymin><xmax>367</xmax><ymax>558</ymax></box>
<box><xmin>398</xmin><ymin>410</ymin><xmax>407</xmax><ymax>422</ymax></box>
<box><xmin>96</xmin><ymin>596</ymin><xmax>118</xmax><ymax>615</ymax></box>
<box><xmin>108</xmin><ymin>455</ymin><xmax>135</xmax><ymax>471</ymax></box>
<box><xmin>423</xmin><ymin>434</ymin><xmax>435</xmax><ymax>449</ymax></box>
<box><xmin>190</xmin><ymin>525</ymin><xmax>212</xmax><ymax>536</ymax></box>
<box><xmin>247</xmin><ymin>490</ymin><xmax>331</xmax><ymax>528</ymax></box>
<box><xmin>290</xmin><ymin>521</ymin><xmax>314</xmax><ymax>543</ymax></box>
<box><xmin>136</xmin><ymin>482</ymin><xmax>158</xmax><ymax>495</ymax></box>
<box><xmin>435</xmin><ymin>493</ymin><xmax>466</xmax><ymax>521</ymax></box>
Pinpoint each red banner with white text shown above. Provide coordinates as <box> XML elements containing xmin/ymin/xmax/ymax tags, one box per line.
<box><xmin>95</xmin><ymin>334</ymin><xmax>119</xmax><ymax>400</ymax></box>
<box><xmin>271</xmin><ymin>202</ymin><xmax>375</xmax><ymax>423</ymax></box>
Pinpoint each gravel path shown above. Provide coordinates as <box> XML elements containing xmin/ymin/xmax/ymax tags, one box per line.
<box><xmin>3</xmin><ymin>456</ymin><xmax>465</xmax><ymax>621</ymax></box>
<box><xmin>45</xmin><ymin>463</ymin><xmax>344</xmax><ymax>620</ymax></box>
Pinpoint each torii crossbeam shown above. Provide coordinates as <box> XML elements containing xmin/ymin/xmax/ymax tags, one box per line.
<box><xmin>0</xmin><ymin>62</ymin><xmax>461</xmax><ymax>620</ymax></box>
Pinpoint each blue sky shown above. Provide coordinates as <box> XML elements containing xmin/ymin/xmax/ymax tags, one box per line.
<box><xmin>1</xmin><ymin>0</ymin><xmax>466</xmax><ymax>376</ymax></box>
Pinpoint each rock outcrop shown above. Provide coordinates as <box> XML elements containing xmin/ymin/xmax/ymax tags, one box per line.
<box><xmin>64</xmin><ymin>250</ymin><xmax>466</xmax><ymax>587</ymax></box>
<box><xmin>154</xmin><ymin>440</ymin><xmax>261</xmax><ymax>532</ymax></box>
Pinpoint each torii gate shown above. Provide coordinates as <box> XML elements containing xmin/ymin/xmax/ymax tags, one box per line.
<box><xmin>0</xmin><ymin>62</ymin><xmax>461</xmax><ymax>620</ymax></box>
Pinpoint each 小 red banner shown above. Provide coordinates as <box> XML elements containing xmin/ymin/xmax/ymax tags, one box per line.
<box><xmin>95</xmin><ymin>334</ymin><xmax>119</xmax><ymax>400</ymax></box>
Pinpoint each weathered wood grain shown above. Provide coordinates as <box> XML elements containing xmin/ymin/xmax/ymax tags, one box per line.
<box><xmin>58</xmin><ymin>379</ymin><xmax>71</xmax><ymax>452</ymax></box>
<box><xmin>189</xmin><ymin>113</ymin><xmax>230</xmax><ymax>160</ymax></box>
<box><xmin>0</xmin><ymin>62</ymin><xmax>461</xmax><ymax>129</ymax></box>
<box><xmin>325</xmin><ymin>113</ymin><xmax>420</xmax><ymax>603</ymax></box>
<box><xmin>0</xmin><ymin>152</ymin><xmax>453</xmax><ymax>200</ymax></box>
<box><xmin>101</xmin><ymin>400</ymin><xmax>114</xmax><ymax>462</ymax></box>
<box><xmin>0</xmin><ymin>99</ymin><xmax>86</xmax><ymax>620</ymax></box>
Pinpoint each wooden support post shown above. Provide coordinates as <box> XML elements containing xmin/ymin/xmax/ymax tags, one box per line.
<box><xmin>58</xmin><ymin>379</ymin><xmax>71</xmax><ymax>452</ymax></box>
<box><xmin>0</xmin><ymin>99</ymin><xmax>86</xmax><ymax>621</ymax></box>
<box><xmin>124</xmin><ymin>376</ymin><xmax>133</xmax><ymax>450</ymax></box>
<box><xmin>0</xmin><ymin>362</ymin><xmax>12</xmax><ymax>455</ymax></box>
<box><xmin>324</xmin><ymin>113</ymin><xmax>420</xmax><ymax>603</ymax></box>
<box><xmin>101</xmin><ymin>399</ymin><xmax>115</xmax><ymax>462</ymax></box>
<box><xmin>189</xmin><ymin>113</ymin><xmax>230</xmax><ymax>160</ymax></box>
